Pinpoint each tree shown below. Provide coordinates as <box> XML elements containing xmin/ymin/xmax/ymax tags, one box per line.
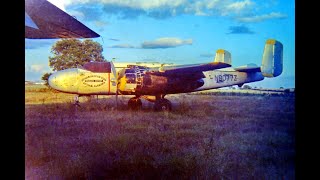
<box><xmin>242</xmin><ymin>85</ymin><xmax>252</xmax><ymax>89</ymax></box>
<box><xmin>49</xmin><ymin>39</ymin><xmax>106</xmax><ymax>71</ymax></box>
<box><xmin>41</xmin><ymin>72</ymin><xmax>52</xmax><ymax>87</ymax></box>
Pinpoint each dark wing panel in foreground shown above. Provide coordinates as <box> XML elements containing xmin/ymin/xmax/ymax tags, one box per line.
<box><xmin>25</xmin><ymin>0</ymin><xmax>100</xmax><ymax>39</ymax></box>
<box><xmin>148</xmin><ymin>62</ymin><xmax>231</xmax><ymax>77</ymax></box>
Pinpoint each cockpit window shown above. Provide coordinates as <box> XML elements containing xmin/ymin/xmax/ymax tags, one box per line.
<box><xmin>126</xmin><ymin>73</ymin><xmax>136</xmax><ymax>83</ymax></box>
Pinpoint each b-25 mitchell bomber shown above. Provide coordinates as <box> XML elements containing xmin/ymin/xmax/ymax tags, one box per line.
<box><xmin>48</xmin><ymin>39</ymin><xmax>283</xmax><ymax>111</ymax></box>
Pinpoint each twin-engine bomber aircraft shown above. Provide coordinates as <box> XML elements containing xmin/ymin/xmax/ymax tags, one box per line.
<box><xmin>48</xmin><ymin>39</ymin><xmax>283</xmax><ymax>111</ymax></box>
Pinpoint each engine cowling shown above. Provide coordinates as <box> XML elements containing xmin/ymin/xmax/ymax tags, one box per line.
<box><xmin>118</xmin><ymin>65</ymin><xmax>148</xmax><ymax>94</ymax></box>
<box><xmin>117</xmin><ymin>65</ymin><xmax>204</xmax><ymax>95</ymax></box>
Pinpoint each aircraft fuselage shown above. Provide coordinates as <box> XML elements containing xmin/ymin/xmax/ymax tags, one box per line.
<box><xmin>49</xmin><ymin>68</ymin><xmax>117</xmax><ymax>95</ymax></box>
<box><xmin>48</xmin><ymin>66</ymin><xmax>264</xmax><ymax>96</ymax></box>
<box><xmin>196</xmin><ymin>69</ymin><xmax>264</xmax><ymax>91</ymax></box>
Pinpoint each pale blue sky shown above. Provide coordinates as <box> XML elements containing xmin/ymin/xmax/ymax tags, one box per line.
<box><xmin>25</xmin><ymin>0</ymin><xmax>295</xmax><ymax>88</ymax></box>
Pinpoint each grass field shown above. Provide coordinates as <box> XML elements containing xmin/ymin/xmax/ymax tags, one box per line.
<box><xmin>25</xmin><ymin>85</ymin><xmax>295</xmax><ymax>179</ymax></box>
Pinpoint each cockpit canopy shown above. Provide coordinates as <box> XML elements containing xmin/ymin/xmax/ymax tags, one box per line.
<box><xmin>124</xmin><ymin>69</ymin><xmax>136</xmax><ymax>84</ymax></box>
<box><xmin>82</xmin><ymin>62</ymin><xmax>111</xmax><ymax>73</ymax></box>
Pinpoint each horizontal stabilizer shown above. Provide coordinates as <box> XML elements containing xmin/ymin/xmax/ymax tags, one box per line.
<box><xmin>234</xmin><ymin>63</ymin><xmax>261</xmax><ymax>73</ymax></box>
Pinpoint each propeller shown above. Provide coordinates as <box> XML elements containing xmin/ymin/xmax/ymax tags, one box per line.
<box><xmin>115</xmin><ymin>70</ymin><xmax>120</xmax><ymax>110</ymax></box>
<box><xmin>109</xmin><ymin>60</ymin><xmax>119</xmax><ymax>110</ymax></box>
<box><xmin>116</xmin><ymin>83</ymin><xmax>118</xmax><ymax>110</ymax></box>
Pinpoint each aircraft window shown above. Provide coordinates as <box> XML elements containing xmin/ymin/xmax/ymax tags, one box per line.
<box><xmin>126</xmin><ymin>73</ymin><xmax>136</xmax><ymax>83</ymax></box>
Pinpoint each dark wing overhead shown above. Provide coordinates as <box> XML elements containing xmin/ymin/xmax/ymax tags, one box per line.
<box><xmin>148</xmin><ymin>62</ymin><xmax>231</xmax><ymax>77</ymax></box>
<box><xmin>25</xmin><ymin>0</ymin><xmax>100</xmax><ymax>39</ymax></box>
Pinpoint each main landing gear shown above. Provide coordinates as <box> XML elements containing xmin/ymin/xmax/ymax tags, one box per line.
<box><xmin>128</xmin><ymin>97</ymin><xmax>142</xmax><ymax>110</ymax></box>
<box><xmin>153</xmin><ymin>95</ymin><xmax>172</xmax><ymax>111</ymax></box>
<box><xmin>73</xmin><ymin>95</ymin><xmax>80</xmax><ymax>107</ymax></box>
<box><xmin>127</xmin><ymin>94</ymin><xmax>172</xmax><ymax>111</ymax></box>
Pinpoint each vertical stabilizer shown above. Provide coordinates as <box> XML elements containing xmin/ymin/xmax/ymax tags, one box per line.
<box><xmin>261</xmin><ymin>39</ymin><xmax>283</xmax><ymax>77</ymax></box>
<box><xmin>214</xmin><ymin>49</ymin><xmax>232</xmax><ymax>65</ymax></box>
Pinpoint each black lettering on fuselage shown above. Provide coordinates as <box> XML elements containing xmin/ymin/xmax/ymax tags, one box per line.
<box><xmin>214</xmin><ymin>74</ymin><xmax>237</xmax><ymax>83</ymax></box>
<box><xmin>82</xmin><ymin>75</ymin><xmax>107</xmax><ymax>87</ymax></box>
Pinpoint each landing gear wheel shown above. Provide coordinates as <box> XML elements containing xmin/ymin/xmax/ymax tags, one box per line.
<box><xmin>128</xmin><ymin>98</ymin><xmax>142</xmax><ymax>110</ymax></box>
<box><xmin>73</xmin><ymin>95</ymin><xmax>80</xmax><ymax>107</ymax></box>
<box><xmin>154</xmin><ymin>99</ymin><xmax>172</xmax><ymax>111</ymax></box>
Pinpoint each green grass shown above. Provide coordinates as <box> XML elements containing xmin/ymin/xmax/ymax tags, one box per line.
<box><xmin>25</xmin><ymin>85</ymin><xmax>295</xmax><ymax>179</ymax></box>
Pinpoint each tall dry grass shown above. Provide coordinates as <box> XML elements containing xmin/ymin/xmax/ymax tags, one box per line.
<box><xmin>25</xmin><ymin>85</ymin><xmax>295</xmax><ymax>179</ymax></box>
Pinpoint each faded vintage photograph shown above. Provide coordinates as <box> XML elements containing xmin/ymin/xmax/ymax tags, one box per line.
<box><xmin>25</xmin><ymin>0</ymin><xmax>295</xmax><ymax>179</ymax></box>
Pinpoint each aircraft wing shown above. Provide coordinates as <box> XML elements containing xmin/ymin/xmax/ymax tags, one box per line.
<box><xmin>148</xmin><ymin>62</ymin><xmax>231</xmax><ymax>77</ymax></box>
<box><xmin>25</xmin><ymin>0</ymin><xmax>100</xmax><ymax>39</ymax></box>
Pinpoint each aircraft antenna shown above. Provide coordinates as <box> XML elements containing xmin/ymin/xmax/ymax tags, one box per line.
<box><xmin>115</xmin><ymin>71</ymin><xmax>119</xmax><ymax>110</ymax></box>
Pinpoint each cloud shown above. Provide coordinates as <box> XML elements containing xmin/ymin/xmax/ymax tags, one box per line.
<box><xmin>224</xmin><ymin>0</ymin><xmax>253</xmax><ymax>13</ymax></box>
<box><xmin>101</xmin><ymin>4</ymin><xmax>147</xmax><ymax>19</ymax></box>
<box><xmin>47</xmin><ymin>0</ymin><xmax>70</xmax><ymax>11</ymax></box>
<box><xmin>67</xmin><ymin>10</ymin><xmax>85</xmax><ymax>20</ymax></box>
<box><xmin>227</xmin><ymin>25</ymin><xmax>254</xmax><ymax>34</ymax></box>
<box><xmin>108</xmin><ymin>37</ymin><xmax>193</xmax><ymax>49</ymax></box>
<box><xmin>108</xmin><ymin>44</ymin><xmax>136</xmax><ymax>48</ymax></box>
<box><xmin>94</xmin><ymin>20</ymin><xmax>108</xmax><ymax>27</ymax></box>
<box><xmin>70</xmin><ymin>5</ymin><xmax>104</xmax><ymax>21</ymax></box>
<box><xmin>141</xmin><ymin>37</ymin><xmax>192</xmax><ymax>49</ymax></box>
<box><xmin>200</xmin><ymin>53</ymin><xmax>214</xmax><ymax>58</ymax></box>
<box><xmin>59</xmin><ymin>0</ymin><xmax>286</xmax><ymax>23</ymax></box>
<box><xmin>61</xmin><ymin>0</ymin><xmax>258</xmax><ymax>20</ymax></box>
<box><xmin>109</xmin><ymin>38</ymin><xmax>120</xmax><ymax>41</ymax></box>
<box><xmin>25</xmin><ymin>39</ymin><xmax>57</xmax><ymax>49</ymax></box>
<box><xmin>236</xmin><ymin>12</ymin><xmax>287</xmax><ymax>22</ymax></box>
<box><xmin>25</xmin><ymin>64</ymin><xmax>50</xmax><ymax>73</ymax></box>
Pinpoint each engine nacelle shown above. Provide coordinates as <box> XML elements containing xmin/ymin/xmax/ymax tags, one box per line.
<box><xmin>117</xmin><ymin>65</ymin><xmax>148</xmax><ymax>94</ymax></box>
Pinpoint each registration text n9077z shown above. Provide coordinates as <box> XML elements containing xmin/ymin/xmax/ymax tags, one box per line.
<box><xmin>214</xmin><ymin>74</ymin><xmax>237</xmax><ymax>83</ymax></box>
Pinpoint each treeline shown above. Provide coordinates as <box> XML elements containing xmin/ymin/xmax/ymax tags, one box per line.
<box><xmin>189</xmin><ymin>91</ymin><xmax>295</xmax><ymax>97</ymax></box>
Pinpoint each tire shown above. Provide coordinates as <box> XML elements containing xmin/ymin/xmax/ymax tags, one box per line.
<box><xmin>154</xmin><ymin>99</ymin><xmax>172</xmax><ymax>111</ymax></box>
<box><xmin>128</xmin><ymin>98</ymin><xmax>142</xmax><ymax>110</ymax></box>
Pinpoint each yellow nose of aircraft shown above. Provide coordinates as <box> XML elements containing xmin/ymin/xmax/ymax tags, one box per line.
<box><xmin>48</xmin><ymin>68</ymin><xmax>79</xmax><ymax>93</ymax></box>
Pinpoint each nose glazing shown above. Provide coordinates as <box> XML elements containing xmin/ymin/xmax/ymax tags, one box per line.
<box><xmin>48</xmin><ymin>69</ymin><xmax>78</xmax><ymax>93</ymax></box>
<box><xmin>48</xmin><ymin>73</ymin><xmax>59</xmax><ymax>89</ymax></box>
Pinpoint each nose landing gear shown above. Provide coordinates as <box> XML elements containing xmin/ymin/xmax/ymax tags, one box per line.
<box><xmin>73</xmin><ymin>95</ymin><xmax>80</xmax><ymax>107</ymax></box>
